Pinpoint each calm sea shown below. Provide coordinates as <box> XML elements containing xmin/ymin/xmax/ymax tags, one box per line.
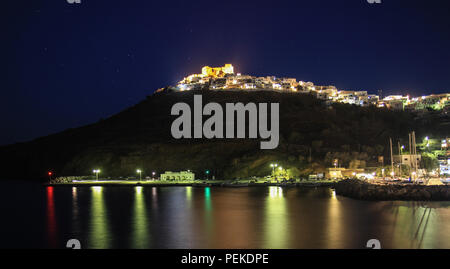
<box><xmin>1</xmin><ymin>180</ymin><xmax>449</xmax><ymax>249</ymax></box>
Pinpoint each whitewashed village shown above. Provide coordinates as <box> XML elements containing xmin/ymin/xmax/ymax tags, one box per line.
<box><xmin>157</xmin><ymin>64</ymin><xmax>450</xmax><ymax>113</ymax></box>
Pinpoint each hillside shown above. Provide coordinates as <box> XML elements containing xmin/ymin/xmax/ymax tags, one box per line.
<box><xmin>0</xmin><ymin>90</ymin><xmax>447</xmax><ymax>180</ymax></box>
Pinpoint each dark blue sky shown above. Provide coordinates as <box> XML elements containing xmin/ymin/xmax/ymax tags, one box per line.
<box><xmin>2</xmin><ymin>0</ymin><xmax>450</xmax><ymax>145</ymax></box>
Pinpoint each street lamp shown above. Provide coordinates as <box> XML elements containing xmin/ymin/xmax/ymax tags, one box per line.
<box><xmin>136</xmin><ymin>169</ymin><xmax>142</xmax><ymax>181</ymax></box>
<box><xmin>152</xmin><ymin>171</ymin><xmax>156</xmax><ymax>180</ymax></box>
<box><xmin>205</xmin><ymin>170</ymin><xmax>210</xmax><ymax>180</ymax></box>
<box><xmin>93</xmin><ymin>169</ymin><xmax>101</xmax><ymax>181</ymax></box>
<box><xmin>270</xmin><ymin>163</ymin><xmax>278</xmax><ymax>176</ymax></box>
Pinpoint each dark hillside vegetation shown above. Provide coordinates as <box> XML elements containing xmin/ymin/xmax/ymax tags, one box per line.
<box><xmin>0</xmin><ymin>90</ymin><xmax>447</xmax><ymax>180</ymax></box>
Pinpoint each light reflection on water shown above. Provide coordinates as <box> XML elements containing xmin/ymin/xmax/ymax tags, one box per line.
<box><xmin>264</xmin><ymin>187</ymin><xmax>287</xmax><ymax>249</ymax></box>
<box><xmin>131</xmin><ymin>186</ymin><xmax>149</xmax><ymax>249</ymax></box>
<box><xmin>89</xmin><ymin>186</ymin><xmax>110</xmax><ymax>248</ymax></box>
<box><xmin>29</xmin><ymin>185</ymin><xmax>450</xmax><ymax>249</ymax></box>
<box><xmin>326</xmin><ymin>188</ymin><xmax>343</xmax><ymax>248</ymax></box>
<box><xmin>46</xmin><ymin>186</ymin><xmax>57</xmax><ymax>248</ymax></box>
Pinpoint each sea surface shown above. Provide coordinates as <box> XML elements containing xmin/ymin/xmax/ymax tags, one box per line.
<box><xmin>1</xmin><ymin>180</ymin><xmax>449</xmax><ymax>249</ymax></box>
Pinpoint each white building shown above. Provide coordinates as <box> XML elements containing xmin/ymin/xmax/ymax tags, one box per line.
<box><xmin>160</xmin><ymin>171</ymin><xmax>195</xmax><ymax>181</ymax></box>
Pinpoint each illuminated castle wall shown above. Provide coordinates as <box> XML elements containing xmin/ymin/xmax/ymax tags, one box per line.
<box><xmin>201</xmin><ymin>64</ymin><xmax>234</xmax><ymax>78</ymax></box>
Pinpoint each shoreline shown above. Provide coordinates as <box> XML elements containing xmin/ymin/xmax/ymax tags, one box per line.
<box><xmin>45</xmin><ymin>180</ymin><xmax>337</xmax><ymax>188</ymax></box>
<box><xmin>45</xmin><ymin>179</ymin><xmax>450</xmax><ymax>201</ymax></box>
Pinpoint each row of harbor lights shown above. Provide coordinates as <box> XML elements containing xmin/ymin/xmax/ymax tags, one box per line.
<box><xmin>92</xmin><ymin>169</ymin><xmax>156</xmax><ymax>181</ymax></box>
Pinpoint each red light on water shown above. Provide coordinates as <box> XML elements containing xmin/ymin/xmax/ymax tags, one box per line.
<box><xmin>47</xmin><ymin>186</ymin><xmax>54</xmax><ymax>196</ymax></box>
<box><xmin>46</xmin><ymin>186</ymin><xmax>57</xmax><ymax>247</ymax></box>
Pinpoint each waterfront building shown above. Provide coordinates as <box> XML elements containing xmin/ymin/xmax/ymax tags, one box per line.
<box><xmin>160</xmin><ymin>171</ymin><xmax>195</xmax><ymax>181</ymax></box>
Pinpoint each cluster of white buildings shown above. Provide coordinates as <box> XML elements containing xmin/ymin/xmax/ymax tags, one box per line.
<box><xmin>158</xmin><ymin>64</ymin><xmax>450</xmax><ymax>111</ymax></box>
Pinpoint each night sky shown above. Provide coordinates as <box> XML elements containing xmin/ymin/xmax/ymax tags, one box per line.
<box><xmin>2</xmin><ymin>0</ymin><xmax>450</xmax><ymax>145</ymax></box>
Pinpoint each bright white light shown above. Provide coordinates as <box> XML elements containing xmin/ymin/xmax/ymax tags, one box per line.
<box><xmin>92</xmin><ymin>186</ymin><xmax>102</xmax><ymax>193</ymax></box>
<box><xmin>269</xmin><ymin>187</ymin><xmax>282</xmax><ymax>198</ymax></box>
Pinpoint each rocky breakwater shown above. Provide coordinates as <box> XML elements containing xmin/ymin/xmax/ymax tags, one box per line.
<box><xmin>335</xmin><ymin>179</ymin><xmax>450</xmax><ymax>201</ymax></box>
<box><xmin>49</xmin><ymin>176</ymin><xmax>91</xmax><ymax>184</ymax></box>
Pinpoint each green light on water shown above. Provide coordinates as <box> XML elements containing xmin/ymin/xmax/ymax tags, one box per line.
<box><xmin>203</xmin><ymin>187</ymin><xmax>213</xmax><ymax>239</ymax></box>
<box><xmin>205</xmin><ymin>187</ymin><xmax>211</xmax><ymax>211</ymax></box>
